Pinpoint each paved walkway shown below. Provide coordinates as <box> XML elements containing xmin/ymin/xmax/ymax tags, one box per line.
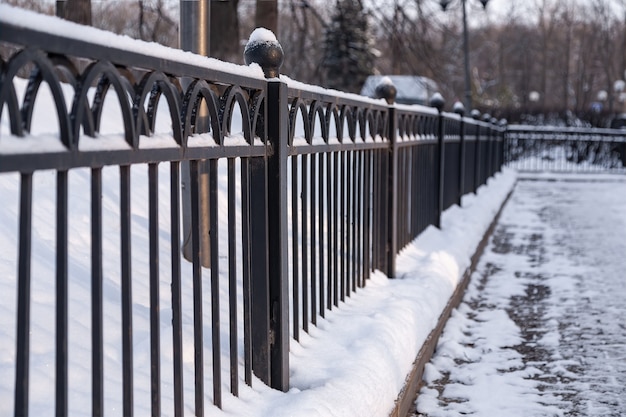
<box><xmin>413</xmin><ymin>176</ymin><xmax>626</xmax><ymax>417</ymax></box>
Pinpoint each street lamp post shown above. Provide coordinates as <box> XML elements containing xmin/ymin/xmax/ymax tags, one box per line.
<box><xmin>439</xmin><ymin>0</ymin><xmax>489</xmax><ymax>112</ymax></box>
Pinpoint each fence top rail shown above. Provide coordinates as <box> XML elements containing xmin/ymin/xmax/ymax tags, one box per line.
<box><xmin>0</xmin><ymin>5</ymin><xmax>268</xmax><ymax>89</ymax></box>
<box><xmin>507</xmin><ymin>124</ymin><xmax>626</xmax><ymax>138</ymax></box>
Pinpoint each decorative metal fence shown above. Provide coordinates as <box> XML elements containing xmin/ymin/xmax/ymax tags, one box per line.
<box><xmin>0</xmin><ymin>16</ymin><xmax>503</xmax><ymax>417</ymax></box>
<box><xmin>505</xmin><ymin>125</ymin><xmax>626</xmax><ymax>172</ymax></box>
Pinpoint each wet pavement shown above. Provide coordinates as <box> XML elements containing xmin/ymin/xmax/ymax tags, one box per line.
<box><xmin>413</xmin><ymin>176</ymin><xmax>626</xmax><ymax>417</ymax></box>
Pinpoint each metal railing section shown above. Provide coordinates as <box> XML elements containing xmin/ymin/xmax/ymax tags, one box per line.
<box><xmin>505</xmin><ymin>125</ymin><xmax>626</xmax><ymax>172</ymax></box>
<box><xmin>0</xmin><ymin>16</ymin><xmax>504</xmax><ymax>416</ymax></box>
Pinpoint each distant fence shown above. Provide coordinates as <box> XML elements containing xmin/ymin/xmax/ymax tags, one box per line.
<box><xmin>0</xmin><ymin>17</ymin><xmax>503</xmax><ymax>416</ymax></box>
<box><xmin>505</xmin><ymin>125</ymin><xmax>626</xmax><ymax>172</ymax></box>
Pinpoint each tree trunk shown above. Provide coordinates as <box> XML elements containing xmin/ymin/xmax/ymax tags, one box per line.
<box><xmin>210</xmin><ymin>0</ymin><xmax>240</xmax><ymax>63</ymax></box>
<box><xmin>256</xmin><ymin>0</ymin><xmax>278</xmax><ymax>34</ymax></box>
<box><xmin>64</xmin><ymin>0</ymin><xmax>92</xmax><ymax>25</ymax></box>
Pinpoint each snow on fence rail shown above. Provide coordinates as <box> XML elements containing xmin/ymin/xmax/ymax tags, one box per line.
<box><xmin>0</xmin><ymin>7</ymin><xmax>504</xmax><ymax>416</ymax></box>
<box><xmin>505</xmin><ymin>125</ymin><xmax>626</xmax><ymax>172</ymax></box>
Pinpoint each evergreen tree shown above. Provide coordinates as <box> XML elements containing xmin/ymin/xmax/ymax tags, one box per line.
<box><xmin>321</xmin><ymin>0</ymin><xmax>377</xmax><ymax>93</ymax></box>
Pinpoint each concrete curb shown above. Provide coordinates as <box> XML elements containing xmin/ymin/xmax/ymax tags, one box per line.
<box><xmin>389</xmin><ymin>183</ymin><xmax>517</xmax><ymax>417</ymax></box>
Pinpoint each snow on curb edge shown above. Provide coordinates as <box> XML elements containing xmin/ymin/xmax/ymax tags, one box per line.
<box><xmin>390</xmin><ymin>169</ymin><xmax>517</xmax><ymax>417</ymax></box>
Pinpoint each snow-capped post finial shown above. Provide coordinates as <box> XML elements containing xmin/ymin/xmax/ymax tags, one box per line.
<box><xmin>374</xmin><ymin>76</ymin><xmax>397</xmax><ymax>105</ymax></box>
<box><xmin>453</xmin><ymin>101</ymin><xmax>465</xmax><ymax>116</ymax></box>
<box><xmin>470</xmin><ymin>109</ymin><xmax>481</xmax><ymax>120</ymax></box>
<box><xmin>429</xmin><ymin>92</ymin><xmax>445</xmax><ymax>112</ymax></box>
<box><xmin>244</xmin><ymin>27</ymin><xmax>284</xmax><ymax>79</ymax></box>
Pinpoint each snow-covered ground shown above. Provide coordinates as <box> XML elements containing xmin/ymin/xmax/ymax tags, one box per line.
<box><xmin>416</xmin><ymin>174</ymin><xmax>626</xmax><ymax>417</ymax></box>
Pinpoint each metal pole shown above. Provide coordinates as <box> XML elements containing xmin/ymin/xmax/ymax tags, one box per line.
<box><xmin>180</xmin><ymin>0</ymin><xmax>210</xmax><ymax>55</ymax></box>
<box><xmin>462</xmin><ymin>0</ymin><xmax>472</xmax><ymax>112</ymax></box>
<box><xmin>180</xmin><ymin>0</ymin><xmax>211</xmax><ymax>266</ymax></box>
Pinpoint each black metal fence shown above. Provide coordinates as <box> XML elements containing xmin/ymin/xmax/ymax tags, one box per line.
<box><xmin>0</xmin><ymin>18</ymin><xmax>503</xmax><ymax>416</ymax></box>
<box><xmin>505</xmin><ymin>125</ymin><xmax>626</xmax><ymax>172</ymax></box>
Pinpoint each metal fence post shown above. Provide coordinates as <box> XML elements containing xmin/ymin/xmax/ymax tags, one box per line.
<box><xmin>430</xmin><ymin>93</ymin><xmax>445</xmax><ymax>229</ymax></box>
<box><xmin>180</xmin><ymin>0</ymin><xmax>211</xmax><ymax>267</ymax></box>
<box><xmin>497</xmin><ymin>119</ymin><xmax>505</xmax><ymax>171</ymax></box>
<box><xmin>453</xmin><ymin>101</ymin><xmax>465</xmax><ymax>207</ymax></box>
<box><xmin>244</xmin><ymin>30</ymin><xmax>289</xmax><ymax>391</ymax></box>
<box><xmin>375</xmin><ymin>79</ymin><xmax>398</xmax><ymax>278</ymax></box>
<box><xmin>471</xmin><ymin>110</ymin><xmax>481</xmax><ymax>193</ymax></box>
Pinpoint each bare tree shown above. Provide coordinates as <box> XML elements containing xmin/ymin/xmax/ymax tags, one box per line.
<box><xmin>64</xmin><ymin>0</ymin><xmax>92</xmax><ymax>25</ymax></box>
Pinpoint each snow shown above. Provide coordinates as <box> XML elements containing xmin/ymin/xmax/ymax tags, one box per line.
<box><xmin>378</xmin><ymin>76</ymin><xmax>394</xmax><ymax>87</ymax></box>
<box><xmin>0</xmin><ymin>156</ymin><xmax>516</xmax><ymax>416</ymax></box>
<box><xmin>247</xmin><ymin>27</ymin><xmax>278</xmax><ymax>44</ymax></box>
<box><xmin>415</xmin><ymin>174</ymin><xmax>626</xmax><ymax>417</ymax></box>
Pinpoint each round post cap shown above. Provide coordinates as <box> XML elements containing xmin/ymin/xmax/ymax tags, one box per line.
<box><xmin>453</xmin><ymin>101</ymin><xmax>465</xmax><ymax>116</ymax></box>
<box><xmin>374</xmin><ymin>76</ymin><xmax>397</xmax><ymax>104</ymax></box>
<box><xmin>244</xmin><ymin>27</ymin><xmax>284</xmax><ymax>79</ymax></box>
<box><xmin>429</xmin><ymin>92</ymin><xmax>445</xmax><ymax>112</ymax></box>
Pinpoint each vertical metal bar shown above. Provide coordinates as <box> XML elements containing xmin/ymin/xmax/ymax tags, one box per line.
<box><xmin>56</xmin><ymin>170</ymin><xmax>69</xmax><ymax>417</ymax></box>
<box><xmin>345</xmin><ymin>151</ymin><xmax>352</xmax><ymax>296</ymax></box>
<box><xmin>265</xmin><ymin>80</ymin><xmax>289</xmax><ymax>390</ymax></box>
<box><xmin>409</xmin><ymin>146</ymin><xmax>414</xmax><ymax>241</ymax></box>
<box><xmin>325</xmin><ymin>152</ymin><xmax>333</xmax><ymax>310</ymax></box>
<box><xmin>15</xmin><ymin>172</ymin><xmax>32</xmax><ymax>417</ymax></box>
<box><xmin>386</xmin><ymin>107</ymin><xmax>398</xmax><ymax>278</ymax></box>
<box><xmin>339</xmin><ymin>151</ymin><xmax>346</xmax><ymax>301</ymax></box>
<box><xmin>91</xmin><ymin>167</ymin><xmax>104</xmax><ymax>417</ymax></box>
<box><xmin>290</xmin><ymin>156</ymin><xmax>299</xmax><ymax>341</ymax></box>
<box><xmin>248</xmin><ymin>156</ymin><xmax>270</xmax><ymax>385</ymax></box>
<box><xmin>379</xmin><ymin>148</ymin><xmax>389</xmax><ymax>274</ymax></box>
<box><xmin>209</xmin><ymin>159</ymin><xmax>221</xmax><ymax>408</ymax></box>
<box><xmin>474</xmin><ymin>125</ymin><xmax>480</xmax><ymax>194</ymax></box>
<box><xmin>169</xmin><ymin>162</ymin><xmax>184</xmax><ymax>417</ymax></box>
<box><xmin>227</xmin><ymin>158</ymin><xmax>238</xmax><ymax>396</ymax></box>
<box><xmin>310</xmin><ymin>153</ymin><xmax>317</xmax><ymax>325</ymax></box>
<box><xmin>332</xmin><ymin>152</ymin><xmax>339</xmax><ymax>307</ymax></box>
<box><xmin>396</xmin><ymin>149</ymin><xmax>402</xmax><ymax>250</ymax></box>
<box><xmin>398</xmin><ymin>149</ymin><xmax>405</xmax><ymax>248</ymax></box>
<box><xmin>458</xmin><ymin>118</ymin><xmax>465</xmax><ymax>207</ymax></box>
<box><xmin>349</xmin><ymin>151</ymin><xmax>359</xmax><ymax>292</ymax></box>
<box><xmin>435</xmin><ymin>112</ymin><xmax>445</xmax><ymax>229</ymax></box>
<box><xmin>318</xmin><ymin>153</ymin><xmax>325</xmax><ymax>317</ymax></box>
<box><xmin>189</xmin><ymin>160</ymin><xmax>204</xmax><ymax>417</ymax></box>
<box><xmin>363</xmin><ymin>151</ymin><xmax>371</xmax><ymax>282</ymax></box>
<box><xmin>119</xmin><ymin>166</ymin><xmax>133</xmax><ymax>417</ymax></box>
<box><xmin>240</xmin><ymin>158</ymin><xmax>253</xmax><ymax>386</ymax></box>
<box><xmin>373</xmin><ymin>150</ymin><xmax>379</xmax><ymax>271</ymax></box>
<box><xmin>355</xmin><ymin>151</ymin><xmax>362</xmax><ymax>288</ymax></box>
<box><xmin>148</xmin><ymin>163</ymin><xmax>161</xmax><ymax>416</ymax></box>
<box><xmin>301</xmin><ymin>154</ymin><xmax>309</xmax><ymax>330</ymax></box>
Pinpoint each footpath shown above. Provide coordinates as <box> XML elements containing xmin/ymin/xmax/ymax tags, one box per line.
<box><xmin>412</xmin><ymin>174</ymin><xmax>626</xmax><ymax>417</ymax></box>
